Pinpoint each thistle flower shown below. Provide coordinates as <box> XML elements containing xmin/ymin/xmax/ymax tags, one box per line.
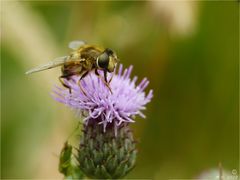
<box><xmin>53</xmin><ymin>64</ymin><xmax>153</xmax><ymax>133</ymax></box>
<box><xmin>54</xmin><ymin>64</ymin><xmax>153</xmax><ymax>179</ymax></box>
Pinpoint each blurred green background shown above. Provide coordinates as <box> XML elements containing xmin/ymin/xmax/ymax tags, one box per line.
<box><xmin>1</xmin><ymin>1</ymin><xmax>239</xmax><ymax>179</ymax></box>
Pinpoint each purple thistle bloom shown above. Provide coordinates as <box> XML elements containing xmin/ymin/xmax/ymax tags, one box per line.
<box><xmin>53</xmin><ymin>64</ymin><xmax>153</xmax><ymax>132</ymax></box>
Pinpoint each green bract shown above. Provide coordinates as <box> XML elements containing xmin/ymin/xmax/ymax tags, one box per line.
<box><xmin>77</xmin><ymin>123</ymin><xmax>137</xmax><ymax>179</ymax></box>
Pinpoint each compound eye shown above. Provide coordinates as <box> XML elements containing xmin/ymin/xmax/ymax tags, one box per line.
<box><xmin>97</xmin><ymin>52</ymin><xmax>109</xmax><ymax>69</ymax></box>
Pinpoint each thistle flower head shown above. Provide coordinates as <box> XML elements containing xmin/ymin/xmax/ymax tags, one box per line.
<box><xmin>53</xmin><ymin>64</ymin><xmax>153</xmax><ymax>132</ymax></box>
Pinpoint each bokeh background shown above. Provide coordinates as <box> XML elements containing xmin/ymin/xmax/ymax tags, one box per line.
<box><xmin>1</xmin><ymin>1</ymin><xmax>239</xmax><ymax>179</ymax></box>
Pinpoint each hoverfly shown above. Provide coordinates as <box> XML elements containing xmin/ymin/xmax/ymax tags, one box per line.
<box><xmin>26</xmin><ymin>40</ymin><xmax>119</xmax><ymax>94</ymax></box>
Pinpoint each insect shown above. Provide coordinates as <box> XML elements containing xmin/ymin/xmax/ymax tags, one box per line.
<box><xmin>26</xmin><ymin>40</ymin><xmax>119</xmax><ymax>94</ymax></box>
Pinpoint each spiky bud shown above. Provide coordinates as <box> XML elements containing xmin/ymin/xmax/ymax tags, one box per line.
<box><xmin>77</xmin><ymin>120</ymin><xmax>137</xmax><ymax>179</ymax></box>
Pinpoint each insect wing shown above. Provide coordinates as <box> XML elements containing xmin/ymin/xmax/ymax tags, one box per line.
<box><xmin>68</xmin><ymin>40</ymin><xmax>86</xmax><ymax>50</ymax></box>
<box><xmin>25</xmin><ymin>56</ymin><xmax>68</xmax><ymax>74</ymax></box>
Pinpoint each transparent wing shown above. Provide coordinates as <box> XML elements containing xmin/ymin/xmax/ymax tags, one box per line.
<box><xmin>68</xmin><ymin>40</ymin><xmax>86</xmax><ymax>50</ymax></box>
<box><xmin>25</xmin><ymin>56</ymin><xmax>68</xmax><ymax>75</ymax></box>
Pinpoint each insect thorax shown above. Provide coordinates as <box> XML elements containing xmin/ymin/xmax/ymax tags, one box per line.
<box><xmin>61</xmin><ymin>47</ymin><xmax>102</xmax><ymax>77</ymax></box>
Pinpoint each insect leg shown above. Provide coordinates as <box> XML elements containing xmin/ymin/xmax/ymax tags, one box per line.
<box><xmin>95</xmin><ymin>69</ymin><xmax>100</xmax><ymax>76</ymax></box>
<box><xmin>80</xmin><ymin>71</ymin><xmax>89</xmax><ymax>80</ymax></box>
<box><xmin>77</xmin><ymin>71</ymin><xmax>89</xmax><ymax>96</ymax></box>
<box><xmin>104</xmin><ymin>70</ymin><xmax>108</xmax><ymax>83</ymax></box>
<box><xmin>59</xmin><ymin>76</ymin><xmax>72</xmax><ymax>93</ymax></box>
<box><xmin>108</xmin><ymin>71</ymin><xmax>115</xmax><ymax>84</ymax></box>
<box><xmin>104</xmin><ymin>70</ymin><xmax>113</xmax><ymax>93</ymax></box>
<box><xmin>95</xmin><ymin>69</ymin><xmax>113</xmax><ymax>94</ymax></box>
